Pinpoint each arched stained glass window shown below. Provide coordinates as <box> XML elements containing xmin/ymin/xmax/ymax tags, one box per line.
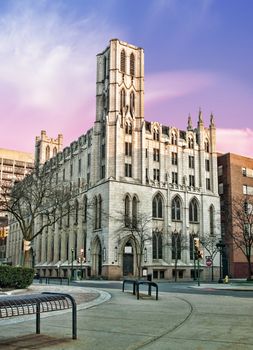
<box><xmin>189</xmin><ymin>198</ymin><xmax>199</xmax><ymax>223</ymax></box>
<box><xmin>152</xmin><ymin>194</ymin><xmax>163</xmax><ymax>218</ymax></box>
<box><xmin>172</xmin><ymin>197</ymin><xmax>181</xmax><ymax>221</ymax></box>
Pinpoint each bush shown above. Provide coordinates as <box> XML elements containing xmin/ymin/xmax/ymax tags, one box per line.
<box><xmin>0</xmin><ymin>265</ymin><xmax>34</xmax><ymax>289</ymax></box>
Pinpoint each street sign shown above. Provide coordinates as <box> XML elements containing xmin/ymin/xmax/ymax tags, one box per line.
<box><xmin>206</xmin><ymin>258</ymin><xmax>212</xmax><ymax>267</ymax></box>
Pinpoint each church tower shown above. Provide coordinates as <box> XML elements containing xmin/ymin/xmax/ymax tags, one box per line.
<box><xmin>93</xmin><ymin>39</ymin><xmax>145</xmax><ymax>182</ymax></box>
<box><xmin>35</xmin><ymin>130</ymin><xmax>63</xmax><ymax>166</ymax></box>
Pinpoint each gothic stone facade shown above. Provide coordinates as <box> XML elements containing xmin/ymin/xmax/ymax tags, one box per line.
<box><xmin>7</xmin><ymin>39</ymin><xmax>221</xmax><ymax>280</ymax></box>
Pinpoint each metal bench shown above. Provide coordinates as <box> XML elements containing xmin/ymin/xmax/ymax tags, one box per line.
<box><xmin>39</xmin><ymin>276</ymin><xmax>70</xmax><ymax>285</ymax></box>
<box><xmin>0</xmin><ymin>292</ymin><xmax>77</xmax><ymax>339</ymax></box>
<box><xmin>136</xmin><ymin>281</ymin><xmax>158</xmax><ymax>300</ymax></box>
<box><xmin>122</xmin><ymin>279</ymin><xmax>137</xmax><ymax>294</ymax></box>
<box><xmin>122</xmin><ymin>279</ymin><xmax>158</xmax><ymax>300</ymax></box>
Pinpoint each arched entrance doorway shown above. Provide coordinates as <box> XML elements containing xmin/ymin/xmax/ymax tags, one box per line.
<box><xmin>93</xmin><ymin>237</ymin><xmax>102</xmax><ymax>277</ymax></box>
<box><xmin>123</xmin><ymin>240</ymin><xmax>134</xmax><ymax>276</ymax></box>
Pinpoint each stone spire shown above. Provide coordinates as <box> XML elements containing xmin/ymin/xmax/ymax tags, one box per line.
<box><xmin>187</xmin><ymin>114</ymin><xmax>193</xmax><ymax>130</ymax></box>
<box><xmin>210</xmin><ymin>113</ymin><xmax>215</xmax><ymax>127</ymax></box>
<box><xmin>198</xmin><ymin>108</ymin><xmax>203</xmax><ymax>124</ymax></box>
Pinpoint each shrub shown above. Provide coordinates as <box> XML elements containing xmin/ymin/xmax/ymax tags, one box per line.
<box><xmin>0</xmin><ymin>265</ymin><xmax>34</xmax><ymax>289</ymax></box>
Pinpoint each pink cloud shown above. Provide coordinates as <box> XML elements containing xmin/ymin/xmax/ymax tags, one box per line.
<box><xmin>216</xmin><ymin>128</ymin><xmax>253</xmax><ymax>158</ymax></box>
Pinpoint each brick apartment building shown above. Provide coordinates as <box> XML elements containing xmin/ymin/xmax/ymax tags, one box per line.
<box><xmin>218</xmin><ymin>153</ymin><xmax>253</xmax><ymax>278</ymax></box>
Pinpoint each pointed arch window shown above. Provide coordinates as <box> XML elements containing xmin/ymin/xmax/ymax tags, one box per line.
<box><xmin>172</xmin><ymin>197</ymin><xmax>181</xmax><ymax>221</ymax></box>
<box><xmin>53</xmin><ymin>147</ymin><xmax>57</xmax><ymax>156</ymax></box>
<box><xmin>209</xmin><ymin>205</ymin><xmax>214</xmax><ymax>235</ymax></box>
<box><xmin>74</xmin><ymin>200</ymin><xmax>79</xmax><ymax>225</ymax></box>
<box><xmin>152</xmin><ymin>230</ymin><xmax>163</xmax><ymax>259</ymax></box>
<box><xmin>125</xmin><ymin>195</ymin><xmax>131</xmax><ymax>227</ymax></box>
<box><xmin>120</xmin><ymin>89</ymin><xmax>126</xmax><ymax>113</ymax></box>
<box><xmin>205</xmin><ymin>140</ymin><xmax>210</xmax><ymax>153</ymax></box>
<box><xmin>125</xmin><ymin>123</ymin><xmax>132</xmax><ymax>135</ymax></box>
<box><xmin>152</xmin><ymin>194</ymin><xmax>163</xmax><ymax>218</ymax></box>
<box><xmin>98</xmin><ymin>195</ymin><xmax>102</xmax><ymax>229</ymax></box>
<box><xmin>45</xmin><ymin>145</ymin><xmax>50</xmax><ymax>160</ymax></box>
<box><xmin>188</xmin><ymin>137</ymin><xmax>194</xmax><ymax>149</ymax></box>
<box><xmin>171</xmin><ymin>133</ymin><xmax>177</xmax><ymax>145</ymax></box>
<box><xmin>120</xmin><ymin>50</ymin><xmax>126</xmax><ymax>73</ymax></box>
<box><xmin>172</xmin><ymin>232</ymin><xmax>181</xmax><ymax>259</ymax></box>
<box><xmin>132</xmin><ymin>196</ymin><xmax>138</xmax><ymax>228</ymax></box>
<box><xmin>189</xmin><ymin>199</ymin><xmax>199</xmax><ymax>223</ymax></box>
<box><xmin>153</xmin><ymin>130</ymin><xmax>159</xmax><ymax>141</ymax></box>
<box><xmin>84</xmin><ymin>196</ymin><xmax>87</xmax><ymax>223</ymax></box>
<box><xmin>130</xmin><ymin>91</ymin><xmax>135</xmax><ymax>117</ymax></box>
<box><xmin>94</xmin><ymin>196</ymin><xmax>98</xmax><ymax>229</ymax></box>
<box><xmin>130</xmin><ymin>53</ymin><xmax>135</xmax><ymax>76</ymax></box>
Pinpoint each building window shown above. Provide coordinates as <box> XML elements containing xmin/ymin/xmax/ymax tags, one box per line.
<box><xmin>172</xmin><ymin>196</ymin><xmax>181</xmax><ymax>221</ymax></box>
<box><xmin>45</xmin><ymin>146</ymin><xmax>50</xmax><ymax>160</ymax></box>
<box><xmin>206</xmin><ymin>178</ymin><xmax>211</xmax><ymax>190</ymax></box>
<box><xmin>132</xmin><ymin>196</ymin><xmax>138</xmax><ymax>228</ymax></box>
<box><xmin>172</xmin><ymin>171</ymin><xmax>178</xmax><ymax>185</ymax></box>
<box><xmin>125</xmin><ymin>142</ymin><xmax>132</xmax><ymax>156</ymax></box>
<box><xmin>145</xmin><ymin>148</ymin><xmax>148</xmax><ymax>158</ymax></box>
<box><xmin>152</xmin><ymin>231</ymin><xmax>163</xmax><ymax>259</ymax></box>
<box><xmin>87</xmin><ymin>153</ymin><xmax>91</xmax><ymax>167</ymax></box>
<box><xmin>146</xmin><ymin>168</ymin><xmax>148</xmax><ymax>182</ymax></box>
<box><xmin>103</xmin><ymin>56</ymin><xmax>107</xmax><ymax>78</ymax></box>
<box><xmin>153</xmin><ymin>148</ymin><xmax>160</xmax><ymax>162</ymax></box>
<box><xmin>97</xmin><ymin>195</ymin><xmax>102</xmax><ymax>229</ymax></box>
<box><xmin>120</xmin><ymin>50</ymin><xmax>126</xmax><ymax>73</ymax></box>
<box><xmin>94</xmin><ymin>196</ymin><xmax>98</xmax><ymax>229</ymax></box>
<box><xmin>120</xmin><ymin>89</ymin><xmax>126</xmax><ymax>113</ymax></box>
<box><xmin>70</xmin><ymin>164</ymin><xmax>73</xmax><ymax>178</ymax></box>
<box><xmin>53</xmin><ymin>147</ymin><xmax>57</xmax><ymax>156</ymax></box>
<box><xmin>101</xmin><ymin>144</ymin><xmax>105</xmax><ymax>159</ymax></box>
<box><xmin>78</xmin><ymin>159</ymin><xmax>82</xmax><ymax>174</ymax></box>
<box><xmin>87</xmin><ymin>173</ymin><xmax>90</xmax><ymax>185</ymax></box>
<box><xmin>125</xmin><ymin>195</ymin><xmax>130</xmax><ymax>227</ymax></box>
<box><xmin>153</xmin><ymin>130</ymin><xmax>159</xmax><ymax>141</ymax></box>
<box><xmin>218</xmin><ymin>183</ymin><xmax>224</xmax><ymax>194</ymax></box>
<box><xmin>218</xmin><ymin>165</ymin><xmax>223</xmax><ymax>176</ymax></box>
<box><xmin>188</xmin><ymin>137</ymin><xmax>194</xmax><ymax>149</ymax></box>
<box><xmin>153</xmin><ymin>168</ymin><xmax>160</xmax><ymax>181</ymax></box>
<box><xmin>205</xmin><ymin>159</ymin><xmax>210</xmax><ymax>172</ymax></box>
<box><xmin>125</xmin><ymin>163</ymin><xmax>132</xmax><ymax>177</ymax></box>
<box><xmin>189</xmin><ymin>175</ymin><xmax>195</xmax><ymax>187</ymax></box>
<box><xmin>125</xmin><ymin>123</ymin><xmax>132</xmax><ymax>135</ymax></box>
<box><xmin>63</xmin><ymin>168</ymin><xmax>65</xmax><ymax>181</ymax></box>
<box><xmin>84</xmin><ymin>196</ymin><xmax>87</xmax><ymax>223</ymax></box>
<box><xmin>171</xmin><ymin>133</ymin><xmax>177</xmax><ymax>145</ymax></box>
<box><xmin>172</xmin><ymin>232</ymin><xmax>181</xmax><ymax>260</ymax></box>
<box><xmin>152</xmin><ymin>194</ymin><xmax>163</xmax><ymax>218</ymax></box>
<box><xmin>189</xmin><ymin>198</ymin><xmax>199</xmax><ymax>223</ymax></box>
<box><xmin>130</xmin><ymin>91</ymin><xmax>135</xmax><ymax>117</ymax></box>
<box><xmin>205</xmin><ymin>140</ymin><xmax>209</xmax><ymax>152</ymax></box>
<box><xmin>189</xmin><ymin>156</ymin><xmax>194</xmax><ymax>169</ymax></box>
<box><xmin>209</xmin><ymin>205</ymin><xmax>214</xmax><ymax>235</ymax></box>
<box><xmin>172</xmin><ymin>152</ymin><xmax>178</xmax><ymax>165</ymax></box>
<box><xmin>101</xmin><ymin>165</ymin><xmax>105</xmax><ymax>179</ymax></box>
<box><xmin>74</xmin><ymin>200</ymin><xmax>79</xmax><ymax>225</ymax></box>
<box><xmin>130</xmin><ymin>53</ymin><xmax>135</xmax><ymax>76</ymax></box>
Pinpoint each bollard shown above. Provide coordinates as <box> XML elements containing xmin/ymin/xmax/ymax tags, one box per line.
<box><xmin>224</xmin><ymin>275</ymin><xmax>229</xmax><ymax>284</ymax></box>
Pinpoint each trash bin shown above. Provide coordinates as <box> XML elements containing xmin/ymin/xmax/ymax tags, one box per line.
<box><xmin>147</xmin><ymin>273</ymin><xmax>152</xmax><ymax>281</ymax></box>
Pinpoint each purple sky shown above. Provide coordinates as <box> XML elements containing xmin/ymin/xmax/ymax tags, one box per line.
<box><xmin>0</xmin><ymin>0</ymin><xmax>253</xmax><ymax>157</ymax></box>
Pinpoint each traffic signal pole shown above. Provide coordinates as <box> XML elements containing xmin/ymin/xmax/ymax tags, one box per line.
<box><xmin>197</xmin><ymin>257</ymin><xmax>200</xmax><ymax>286</ymax></box>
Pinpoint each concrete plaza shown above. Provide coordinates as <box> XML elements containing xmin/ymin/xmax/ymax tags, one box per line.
<box><xmin>0</xmin><ymin>283</ymin><xmax>252</xmax><ymax>350</ymax></box>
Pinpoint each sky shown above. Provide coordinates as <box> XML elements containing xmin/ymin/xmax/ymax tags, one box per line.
<box><xmin>0</xmin><ymin>0</ymin><xmax>253</xmax><ymax>157</ymax></box>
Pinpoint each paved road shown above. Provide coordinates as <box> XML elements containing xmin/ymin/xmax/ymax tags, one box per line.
<box><xmin>71</xmin><ymin>280</ymin><xmax>253</xmax><ymax>298</ymax></box>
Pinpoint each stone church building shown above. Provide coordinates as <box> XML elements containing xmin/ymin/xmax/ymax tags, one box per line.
<box><xmin>7</xmin><ymin>39</ymin><xmax>221</xmax><ymax>280</ymax></box>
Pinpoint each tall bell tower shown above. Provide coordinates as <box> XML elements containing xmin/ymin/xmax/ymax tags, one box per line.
<box><xmin>93</xmin><ymin>39</ymin><xmax>145</xmax><ymax>182</ymax></box>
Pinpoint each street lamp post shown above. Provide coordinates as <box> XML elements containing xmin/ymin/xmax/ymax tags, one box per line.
<box><xmin>216</xmin><ymin>240</ymin><xmax>225</xmax><ymax>283</ymax></box>
<box><xmin>71</xmin><ymin>248</ymin><xmax>74</xmax><ymax>280</ymax></box>
<box><xmin>80</xmin><ymin>248</ymin><xmax>84</xmax><ymax>280</ymax></box>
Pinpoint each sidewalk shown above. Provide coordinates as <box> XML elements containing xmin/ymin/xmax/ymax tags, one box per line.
<box><xmin>0</xmin><ymin>283</ymin><xmax>253</xmax><ymax>349</ymax></box>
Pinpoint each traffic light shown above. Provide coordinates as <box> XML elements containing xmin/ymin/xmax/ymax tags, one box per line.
<box><xmin>193</xmin><ymin>237</ymin><xmax>199</xmax><ymax>250</ymax></box>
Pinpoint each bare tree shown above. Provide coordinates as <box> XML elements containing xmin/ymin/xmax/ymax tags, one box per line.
<box><xmin>199</xmin><ymin>235</ymin><xmax>220</xmax><ymax>281</ymax></box>
<box><xmin>0</xmin><ymin>165</ymin><xmax>73</xmax><ymax>267</ymax></box>
<box><xmin>166</xmin><ymin>231</ymin><xmax>188</xmax><ymax>282</ymax></box>
<box><xmin>223</xmin><ymin>195</ymin><xmax>253</xmax><ymax>280</ymax></box>
<box><xmin>116</xmin><ymin>212</ymin><xmax>152</xmax><ymax>279</ymax></box>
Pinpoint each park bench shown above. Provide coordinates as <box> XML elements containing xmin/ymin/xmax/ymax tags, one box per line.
<box><xmin>39</xmin><ymin>276</ymin><xmax>70</xmax><ymax>285</ymax></box>
<box><xmin>122</xmin><ymin>279</ymin><xmax>158</xmax><ymax>300</ymax></box>
<box><xmin>0</xmin><ymin>292</ymin><xmax>77</xmax><ymax>339</ymax></box>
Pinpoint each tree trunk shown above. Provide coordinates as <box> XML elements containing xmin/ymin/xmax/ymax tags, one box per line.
<box><xmin>247</xmin><ymin>256</ymin><xmax>252</xmax><ymax>281</ymax></box>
